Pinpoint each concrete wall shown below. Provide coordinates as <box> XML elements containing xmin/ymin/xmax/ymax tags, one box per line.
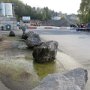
<box><xmin>0</xmin><ymin>16</ymin><xmax>17</xmax><ymax>30</ymax></box>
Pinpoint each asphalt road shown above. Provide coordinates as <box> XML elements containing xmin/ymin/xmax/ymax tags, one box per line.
<box><xmin>32</xmin><ymin>28</ymin><xmax>90</xmax><ymax>90</ymax></box>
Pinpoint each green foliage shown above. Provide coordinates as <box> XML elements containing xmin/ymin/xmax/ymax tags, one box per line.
<box><xmin>78</xmin><ymin>0</ymin><xmax>90</xmax><ymax>23</ymax></box>
<box><xmin>0</xmin><ymin>0</ymin><xmax>53</xmax><ymax>21</ymax></box>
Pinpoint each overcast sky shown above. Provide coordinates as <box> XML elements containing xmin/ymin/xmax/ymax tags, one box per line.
<box><xmin>21</xmin><ymin>0</ymin><xmax>81</xmax><ymax>14</ymax></box>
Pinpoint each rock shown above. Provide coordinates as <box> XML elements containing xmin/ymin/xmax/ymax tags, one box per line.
<box><xmin>0</xmin><ymin>60</ymin><xmax>39</xmax><ymax>90</ymax></box>
<box><xmin>32</xmin><ymin>68</ymin><xmax>88</xmax><ymax>90</ymax></box>
<box><xmin>33</xmin><ymin>41</ymin><xmax>58</xmax><ymax>63</ymax></box>
<box><xmin>22</xmin><ymin>31</ymin><xmax>34</xmax><ymax>40</ymax></box>
<box><xmin>9</xmin><ymin>31</ymin><xmax>15</xmax><ymax>37</ymax></box>
<box><xmin>0</xmin><ymin>81</ymin><xmax>10</xmax><ymax>90</ymax></box>
<box><xmin>22</xmin><ymin>33</ymin><xmax>28</xmax><ymax>40</ymax></box>
<box><xmin>26</xmin><ymin>32</ymin><xmax>42</xmax><ymax>48</ymax></box>
<box><xmin>64</xmin><ymin>68</ymin><xmax>88</xmax><ymax>90</ymax></box>
<box><xmin>26</xmin><ymin>31</ymin><xmax>35</xmax><ymax>37</ymax></box>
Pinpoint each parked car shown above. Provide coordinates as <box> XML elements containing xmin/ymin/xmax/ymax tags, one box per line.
<box><xmin>70</xmin><ymin>24</ymin><xmax>77</xmax><ymax>30</ymax></box>
<box><xmin>86</xmin><ymin>23</ymin><xmax>90</xmax><ymax>31</ymax></box>
<box><xmin>76</xmin><ymin>23</ymin><xmax>90</xmax><ymax>31</ymax></box>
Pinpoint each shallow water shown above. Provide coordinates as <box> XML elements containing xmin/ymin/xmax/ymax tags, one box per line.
<box><xmin>0</xmin><ymin>35</ymin><xmax>65</xmax><ymax>90</ymax></box>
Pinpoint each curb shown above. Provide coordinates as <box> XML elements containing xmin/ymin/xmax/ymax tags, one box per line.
<box><xmin>28</xmin><ymin>26</ymin><xmax>60</xmax><ymax>29</ymax></box>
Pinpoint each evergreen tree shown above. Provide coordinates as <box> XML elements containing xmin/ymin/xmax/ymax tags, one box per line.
<box><xmin>78</xmin><ymin>0</ymin><xmax>90</xmax><ymax>23</ymax></box>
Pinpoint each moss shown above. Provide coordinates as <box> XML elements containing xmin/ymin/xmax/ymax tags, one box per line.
<box><xmin>33</xmin><ymin>60</ymin><xmax>64</xmax><ymax>79</ymax></box>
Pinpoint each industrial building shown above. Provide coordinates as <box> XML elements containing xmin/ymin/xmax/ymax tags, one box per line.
<box><xmin>0</xmin><ymin>2</ymin><xmax>17</xmax><ymax>30</ymax></box>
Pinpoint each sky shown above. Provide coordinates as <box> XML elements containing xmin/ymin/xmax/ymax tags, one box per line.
<box><xmin>21</xmin><ymin>0</ymin><xmax>81</xmax><ymax>14</ymax></box>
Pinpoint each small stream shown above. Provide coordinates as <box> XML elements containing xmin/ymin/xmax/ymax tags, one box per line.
<box><xmin>0</xmin><ymin>35</ymin><xmax>65</xmax><ymax>90</ymax></box>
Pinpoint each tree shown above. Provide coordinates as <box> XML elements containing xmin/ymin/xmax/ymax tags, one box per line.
<box><xmin>41</xmin><ymin>7</ymin><xmax>51</xmax><ymax>20</ymax></box>
<box><xmin>0</xmin><ymin>0</ymin><xmax>56</xmax><ymax>21</ymax></box>
<box><xmin>78</xmin><ymin>0</ymin><xmax>90</xmax><ymax>23</ymax></box>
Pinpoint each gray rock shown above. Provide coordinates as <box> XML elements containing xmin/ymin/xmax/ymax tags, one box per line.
<box><xmin>33</xmin><ymin>41</ymin><xmax>58</xmax><ymax>63</ymax></box>
<box><xmin>9</xmin><ymin>31</ymin><xmax>15</xmax><ymax>37</ymax></box>
<box><xmin>0</xmin><ymin>81</ymin><xmax>10</xmax><ymax>90</ymax></box>
<box><xmin>25</xmin><ymin>31</ymin><xmax>42</xmax><ymax>48</ymax></box>
<box><xmin>22</xmin><ymin>31</ymin><xmax>34</xmax><ymax>40</ymax></box>
<box><xmin>64</xmin><ymin>68</ymin><xmax>88</xmax><ymax>90</ymax></box>
<box><xmin>32</xmin><ymin>68</ymin><xmax>88</xmax><ymax>90</ymax></box>
<box><xmin>26</xmin><ymin>31</ymin><xmax>35</xmax><ymax>37</ymax></box>
<box><xmin>22</xmin><ymin>33</ymin><xmax>28</xmax><ymax>40</ymax></box>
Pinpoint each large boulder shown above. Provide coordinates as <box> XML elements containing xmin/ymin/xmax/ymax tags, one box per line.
<box><xmin>22</xmin><ymin>31</ymin><xmax>34</xmax><ymax>40</ymax></box>
<box><xmin>32</xmin><ymin>68</ymin><xmax>88</xmax><ymax>90</ymax></box>
<box><xmin>63</xmin><ymin>68</ymin><xmax>88</xmax><ymax>90</ymax></box>
<box><xmin>25</xmin><ymin>32</ymin><xmax>42</xmax><ymax>48</ymax></box>
<box><xmin>33</xmin><ymin>41</ymin><xmax>58</xmax><ymax>63</ymax></box>
<box><xmin>9</xmin><ymin>31</ymin><xmax>15</xmax><ymax>37</ymax></box>
<box><xmin>22</xmin><ymin>33</ymin><xmax>28</xmax><ymax>40</ymax></box>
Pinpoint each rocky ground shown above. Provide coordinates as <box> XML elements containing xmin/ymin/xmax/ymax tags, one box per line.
<box><xmin>0</xmin><ymin>28</ymin><xmax>89</xmax><ymax>90</ymax></box>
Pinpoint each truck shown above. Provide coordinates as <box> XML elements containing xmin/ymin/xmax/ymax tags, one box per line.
<box><xmin>22</xmin><ymin>16</ymin><xmax>31</xmax><ymax>23</ymax></box>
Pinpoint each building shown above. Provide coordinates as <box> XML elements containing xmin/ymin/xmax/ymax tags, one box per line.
<box><xmin>51</xmin><ymin>16</ymin><xmax>61</xmax><ymax>20</ymax></box>
<box><xmin>0</xmin><ymin>2</ymin><xmax>17</xmax><ymax>30</ymax></box>
<box><xmin>0</xmin><ymin>2</ymin><xmax>13</xmax><ymax>17</ymax></box>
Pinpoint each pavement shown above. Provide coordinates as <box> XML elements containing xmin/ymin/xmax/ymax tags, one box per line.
<box><xmin>32</xmin><ymin>28</ymin><xmax>90</xmax><ymax>90</ymax></box>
